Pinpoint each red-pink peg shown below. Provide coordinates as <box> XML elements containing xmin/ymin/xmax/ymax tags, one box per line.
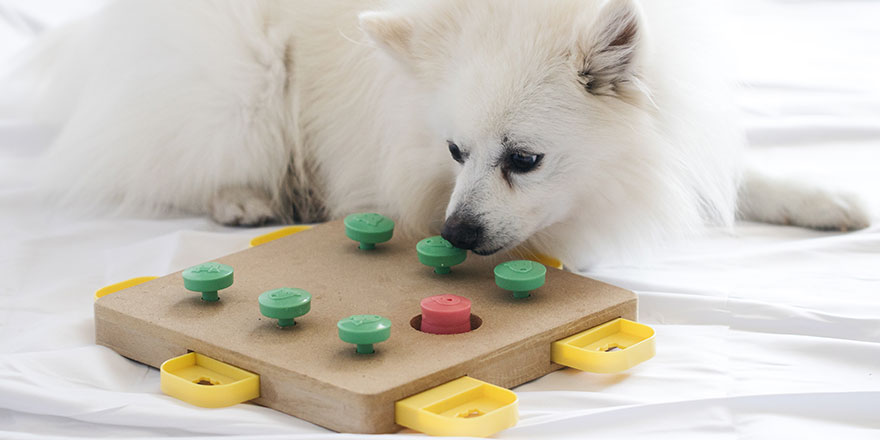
<box><xmin>419</xmin><ymin>294</ymin><xmax>472</xmax><ymax>335</ymax></box>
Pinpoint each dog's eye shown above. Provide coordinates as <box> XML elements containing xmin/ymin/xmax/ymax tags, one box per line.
<box><xmin>509</xmin><ymin>152</ymin><xmax>543</xmax><ymax>173</ymax></box>
<box><xmin>448</xmin><ymin>141</ymin><xmax>464</xmax><ymax>164</ymax></box>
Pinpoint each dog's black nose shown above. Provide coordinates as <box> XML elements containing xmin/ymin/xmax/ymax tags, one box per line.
<box><xmin>441</xmin><ymin>214</ymin><xmax>484</xmax><ymax>250</ymax></box>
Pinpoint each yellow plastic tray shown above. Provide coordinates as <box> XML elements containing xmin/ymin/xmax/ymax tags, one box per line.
<box><xmin>249</xmin><ymin>225</ymin><xmax>313</xmax><ymax>247</ymax></box>
<box><xmin>552</xmin><ymin>318</ymin><xmax>655</xmax><ymax>373</ymax></box>
<box><xmin>94</xmin><ymin>276</ymin><xmax>158</xmax><ymax>301</ymax></box>
<box><xmin>395</xmin><ymin>376</ymin><xmax>518</xmax><ymax>437</ymax></box>
<box><xmin>160</xmin><ymin>352</ymin><xmax>260</xmax><ymax>408</ymax></box>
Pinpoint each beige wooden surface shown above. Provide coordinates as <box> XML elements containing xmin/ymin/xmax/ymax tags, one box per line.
<box><xmin>95</xmin><ymin>220</ymin><xmax>637</xmax><ymax>433</ymax></box>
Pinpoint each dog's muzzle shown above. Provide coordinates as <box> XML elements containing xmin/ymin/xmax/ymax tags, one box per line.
<box><xmin>441</xmin><ymin>213</ymin><xmax>484</xmax><ymax>251</ymax></box>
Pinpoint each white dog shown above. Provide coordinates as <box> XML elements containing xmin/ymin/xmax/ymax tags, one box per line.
<box><xmin>12</xmin><ymin>0</ymin><xmax>869</xmax><ymax>269</ymax></box>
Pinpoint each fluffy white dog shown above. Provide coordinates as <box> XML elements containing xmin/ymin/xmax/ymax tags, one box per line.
<box><xmin>13</xmin><ymin>0</ymin><xmax>869</xmax><ymax>268</ymax></box>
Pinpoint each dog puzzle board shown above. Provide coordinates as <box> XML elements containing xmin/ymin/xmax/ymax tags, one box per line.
<box><xmin>95</xmin><ymin>220</ymin><xmax>637</xmax><ymax>434</ymax></box>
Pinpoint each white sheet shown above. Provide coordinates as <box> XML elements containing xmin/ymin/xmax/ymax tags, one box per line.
<box><xmin>1</xmin><ymin>1</ymin><xmax>879</xmax><ymax>438</ymax></box>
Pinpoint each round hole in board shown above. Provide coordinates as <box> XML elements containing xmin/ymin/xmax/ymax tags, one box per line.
<box><xmin>409</xmin><ymin>314</ymin><xmax>482</xmax><ymax>333</ymax></box>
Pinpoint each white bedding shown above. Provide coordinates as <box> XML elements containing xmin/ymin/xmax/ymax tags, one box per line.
<box><xmin>1</xmin><ymin>1</ymin><xmax>878</xmax><ymax>438</ymax></box>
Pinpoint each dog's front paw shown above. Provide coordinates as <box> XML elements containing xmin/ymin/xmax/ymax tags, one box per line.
<box><xmin>211</xmin><ymin>188</ymin><xmax>277</xmax><ymax>227</ymax></box>
<box><xmin>739</xmin><ymin>171</ymin><xmax>872</xmax><ymax>231</ymax></box>
<box><xmin>784</xmin><ymin>189</ymin><xmax>871</xmax><ymax>231</ymax></box>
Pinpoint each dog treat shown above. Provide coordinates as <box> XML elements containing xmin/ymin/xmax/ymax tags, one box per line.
<box><xmin>419</xmin><ymin>294</ymin><xmax>472</xmax><ymax>335</ymax></box>
<box><xmin>416</xmin><ymin>236</ymin><xmax>467</xmax><ymax>274</ymax></box>
<box><xmin>337</xmin><ymin>315</ymin><xmax>392</xmax><ymax>354</ymax></box>
<box><xmin>182</xmin><ymin>262</ymin><xmax>234</xmax><ymax>302</ymax></box>
<box><xmin>259</xmin><ymin>288</ymin><xmax>312</xmax><ymax>327</ymax></box>
<box><xmin>344</xmin><ymin>213</ymin><xmax>395</xmax><ymax>250</ymax></box>
<box><xmin>494</xmin><ymin>260</ymin><xmax>546</xmax><ymax>299</ymax></box>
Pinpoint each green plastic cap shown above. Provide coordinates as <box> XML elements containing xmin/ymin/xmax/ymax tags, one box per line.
<box><xmin>344</xmin><ymin>213</ymin><xmax>395</xmax><ymax>250</ymax></box>
<box><xmin>494</xmin><ymin>260</ymin><xmax>547</xmax><ymax>298</ymax></box>
<box><xmin>259</xmin><ymin>288</ymin><xmax>312</xmax><ymax>327</ymax></box>
<box><xmin>337</xmin><ymin>314</ymin><xmax>392</xmax><ymax>354</ymax></box>
<box><xmin>182</xmin><ymin>262</ymin><xmax>234</xmax><ymax>302</ymax></box>
<box><xmin>416</xmin><ymin>236</ymin><xmax>467</xmax><ymax>274</ymax></box>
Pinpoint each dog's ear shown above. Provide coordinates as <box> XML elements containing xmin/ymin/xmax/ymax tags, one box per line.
<box><xmin>575</xmin><ymin>0</ymin><xmax>643</xmax><ymax>96</ymax></box>
<box><xmin>359</xmin><ymin>11</ymin><xmax>415</xmax><ymax>62</ymax></box>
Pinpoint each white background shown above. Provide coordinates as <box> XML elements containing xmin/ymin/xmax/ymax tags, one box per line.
<box><xmin>1</xmin><ymin>1</ymin><xmax>879</xmax><ymax>438</ymax></box>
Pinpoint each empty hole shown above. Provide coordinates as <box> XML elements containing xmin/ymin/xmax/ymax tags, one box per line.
<box><xmin>194</xmin><ymin>377</ymin><xmax>219</xmax><ymax>386</ymax></box>
<box><xmin>456</xmin><ymin>408</ymin><xmax>484</xmax><ymax>418</ymax></box>
<box><xmin>410</xmin><ymin>314</ymin><xmax>482</xmax><ymax>333</ymax></box>
<box><xmin>600</xmin><ymin>344</ymin><xmax>624</xmax><ymax>352</ymax></box>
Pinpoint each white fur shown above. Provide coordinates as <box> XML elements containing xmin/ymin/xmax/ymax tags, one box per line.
<box><xmin>739</xmin><ymin>170</ymin><xmax>870</xmax><ymax>231</ymax></box>
<box><xmin>12</xmin><ymin>0</ymin><xmax>869</xmax><ymax>269</ymax></box>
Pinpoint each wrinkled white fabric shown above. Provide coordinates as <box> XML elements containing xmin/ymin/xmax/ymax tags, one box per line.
<box><xmin>1</xmin><ymin>0</ymin><xmax>879</xmax><ymax>438</ymax></box>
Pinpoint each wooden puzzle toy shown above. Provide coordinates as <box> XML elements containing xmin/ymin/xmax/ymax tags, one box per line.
<box><xmin>94</xmin><ymin>215</ymin><xmax>656</xmax><ymax>436</ymax></box>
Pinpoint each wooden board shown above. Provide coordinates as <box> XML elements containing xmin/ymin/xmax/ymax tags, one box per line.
<box><xmin>94</xmin><ymin>220</ymin><xmax>637</xmax><ymax>433</ymax></box>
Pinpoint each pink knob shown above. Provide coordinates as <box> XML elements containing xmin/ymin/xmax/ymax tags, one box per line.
<box><xmin>420</xmin><ymin>294</ymin><xmax>472</xmax><ymax>335</ymax></box>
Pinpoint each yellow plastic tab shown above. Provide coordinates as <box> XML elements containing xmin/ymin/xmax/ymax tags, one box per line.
<box><xmin>160</xmin><ymin>352</ymin><xmax>260</xmax><ymax>408</ymax></box>
<box><xmin>249</xmin><ymin>225</ymin><xmax>313</xmax><ymax>247</ymax></box>
<box><xmin>528</xmin><ymin>253</ymin><xmax>562</xmax><ymax>270</ymax></box>
<box><xmin>94</xmin><ymin>276</ymin><xmax>158</xmax><ymax>301</ymax></box>
<box><xmin>511</xmin><ymin>247</ymin><xmax>563</xmax><ymax>270</ymax></box>
<box><xmin>395</xmin><ymin>376</ymin><xmax>518</xmax><ymax>437</ymax></box>
<box><xmin>552</xmin><ymin>318</ymin><xmax>655</xmax><ymax>374</ymax></box>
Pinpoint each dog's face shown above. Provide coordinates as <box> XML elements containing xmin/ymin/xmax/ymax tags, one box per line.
<box><xmin>434</xmin><ymin>65</ymin><xmax>587</xmax><ymax>255</ymax></box>
<box><xmin>361</xmin><ymin>0</ymin><xmax>651</xmax><ymax>257</ymax></box>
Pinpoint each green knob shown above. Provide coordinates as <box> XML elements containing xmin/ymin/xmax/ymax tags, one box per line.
<box><xmin>259</xmin><ymin>288</ymin><xmax>312</xmax><ymax>327</ymax></box>
<box><xmin>494</xmin><ymin>260</ymin><xmax>546</xmax><ymax>299</ymax></box>
<box><xmin>182</xmin><ymin>262</ymin><xmax>234</xmax><ymax>302</ymax></box>
<box><xmin>344</xmin><ymin>213</ymin><xmax>395</xmax><ymax>250</ymax></box>
<box><xmin>416</xmin><ymin>236</ymin><xmax>467</xmax><ymax>274</ymax></box>
<box><xmin>337</xmin><ymin>314</ymin><xmax>392</xmax><ymax>354</ymax></box>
